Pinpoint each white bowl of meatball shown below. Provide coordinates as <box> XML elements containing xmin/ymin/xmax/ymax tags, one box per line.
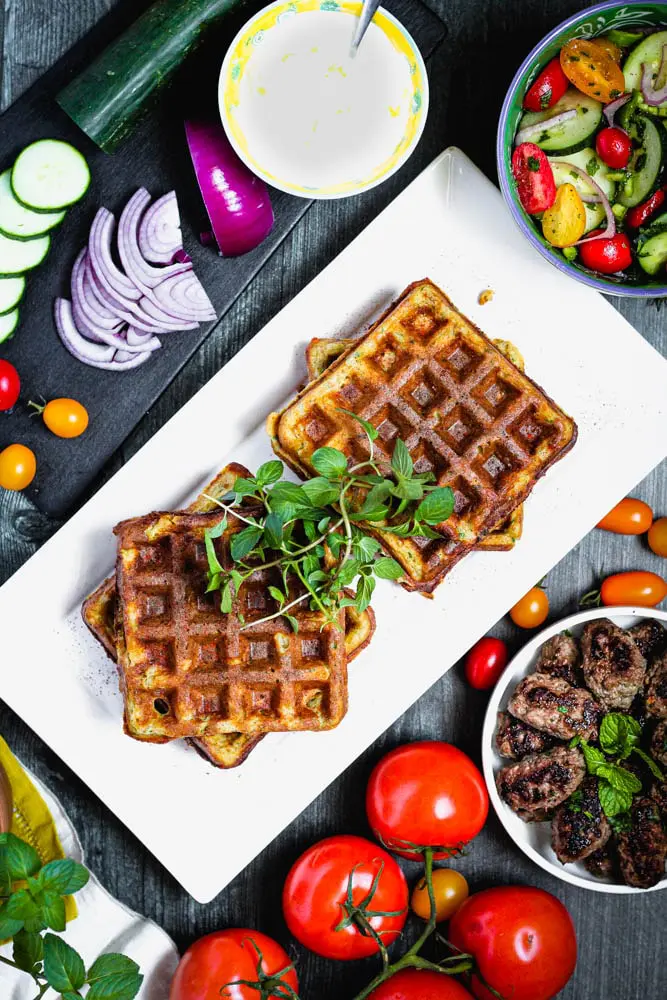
<box><xmin>482</xmin><ymin>607</ymin><xmax>667</xmax><ymax>894</ymax></box>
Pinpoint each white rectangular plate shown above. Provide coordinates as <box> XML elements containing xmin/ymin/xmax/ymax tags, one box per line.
<box><xmin>2</xmin><ymin>148</ymin><xmax>666</xmax><ymax>903</ymax></box>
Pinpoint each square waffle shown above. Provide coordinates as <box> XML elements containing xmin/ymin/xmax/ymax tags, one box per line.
<box><xmin>113</xmin><ymin>509</ymin><xmax>348</xmax><ymax>739</ymax></box>
<box><xmin>305</xmin><ymin>335</ymin><xmax>525</xmax><ymax>553</ymax></box>
<box><xmin>270</xmin><ymin>279</ymin><xmax>577</xmax><ymax>594</ymax></box>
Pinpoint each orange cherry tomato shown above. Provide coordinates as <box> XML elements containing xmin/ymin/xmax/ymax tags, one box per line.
<box><xmin>597</xmin><ymin>497</ymin><xmax>653</xmax><ymax>535</ymax></box>
<box><xmin>411</xmin><ymin>868</ymin><xmax>469</xmax><ymax>923</ymax></box>
<box><xmin>648</xmin><ymin>517</ymin><xmax>667</xmax><ymax>558</ymax></box>
<box><xmin>595</xmin><ymin>37</ymin><xmax>622</xmax><ymax>63</ymax></box>
<box><xmin>0</xmin><ymin>444</ymin><xmax>36</xmax><ymax>491</ymax></box>
<box><xmin>31</xmin><ymin>397</ymin><xmax>89</xmax><ymax>438</ymax></box>
<box><xmin>510</xmin><ymin>587</ymin><xmax>549</xmax><ymax>628</ymax></box>
<box><xmin>560</xmin><ymin>38</ymin><xmax>626</xmax><ymax>103</ymax></box>
<box><xmin>601</xmin><ymin>571</ymin><xmax>667</xmax><ymax>608</ymax></box>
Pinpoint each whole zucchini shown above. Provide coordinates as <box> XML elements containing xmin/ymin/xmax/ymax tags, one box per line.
<box><xmin>57</xmin><ymin>0</ymin><xmax>245</xmax><ymax>153</ymax></box>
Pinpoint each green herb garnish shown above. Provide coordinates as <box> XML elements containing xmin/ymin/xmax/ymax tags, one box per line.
<box><xmin>579</xmin><ymin>713</ymin><xmax>664</xmax><ymax>821</ymax></box>
<box><xmin>527</xmin><ymin>156</ymin><xmax>541</xmax><ymax>172</ymax></box>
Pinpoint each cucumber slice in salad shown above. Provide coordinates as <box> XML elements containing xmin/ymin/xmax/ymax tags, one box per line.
<box><xmin>0</xmin><ymin>275</ymin><xmax>25</xmax><ymax>315</ymax></box>
<box><xmin>0</xmin><ymin>307</ymin><xmax>19</xmax><ymax>343</ymax></box>
<box><xmin>11</xmin><ymin>139</ymin><xmax>90</xmax><ymax>212</ymax></box>
<box><xmin>518</xmin><ymin>90</ymin><xmax>603</xmax><ymax>154</ymax></box>
<box><xmin>637</xmin><ymin>224</ymin><xmax>667</xmax><ymax>275</ymax></box>
<box><xmin>0</xmin><ymin>170</ymin><xmax>65</xmax><ymax>240</ymax></box>
<box><xmin>0</xmin><ymin>230</ymin><xmax>50</xmax><ymax>275</ymax></box>
<box><xmin>623</xmin><ymin>31</ymin><xmax>667</xmax><ymax>96</ymax></box>
<box><xmin>549</xmin><ymin>149</ymin><xmax>616</xmax><ymax>233</ymax></box>
<box><xmin>617</xmin><ymin>115</ymin><xmax>667</xmax><ymax>207</ymax></box>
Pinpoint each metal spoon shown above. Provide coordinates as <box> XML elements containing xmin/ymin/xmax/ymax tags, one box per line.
<box><xmin>350</xmin><ymin>0</ymin><xmax>381</xmax><ymax>54</ymax></box>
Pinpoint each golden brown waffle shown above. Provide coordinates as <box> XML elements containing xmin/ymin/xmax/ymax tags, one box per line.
<box><xmin>270</xmin><ymin>279</ymin><xmax>577</xmax><ymax>594</ymax></box>
<box><xmin>305</xmin><ymin>335</ymin><xmax>525</xmax><ymax>553</ymax></box>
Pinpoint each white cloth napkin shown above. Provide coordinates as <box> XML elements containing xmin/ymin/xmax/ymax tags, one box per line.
<box><xmin>0</xmin><ymin>770</ymin><xmax>179</xmax><ymax>999</ymax></box>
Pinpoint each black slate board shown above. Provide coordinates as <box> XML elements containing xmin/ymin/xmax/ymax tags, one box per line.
<box><xmin>0</xmin><ymin>0</ymin><xmax>445</xmax><ymax>517</ymax></box>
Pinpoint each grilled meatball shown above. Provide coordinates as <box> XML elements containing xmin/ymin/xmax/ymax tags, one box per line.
<box><xmin>628</xmin><ymin>619</ymin><xmax>667</xmax><ymax>661</ymax></box>
<box><xmin>508</xmin><ymin>673</ymin><xmax>601</xmax><ymax>741</ymax></box>
<box><xmin>584</xmin><ymin>842</ymin><xmax>617</xmax><ymax>880</ymax></box>
<box><xmin>551</xmin><ymin>777</ymin><xmax>611</xmax><ymax>864</ymax></box>
<box><xmin>496</xmin><ymin>746</ymin><xmax>585</xmax><ymax>818</ymax></box>
<box><xmin>581</xmin><ymin>619</ymin><xmax>646</xmax><ymax>711</ymax></box>
<box><xmin>535</xmin><ymin>632</ymin><xmax>581</xmax><ymax>686</ymax></box>
<box><xmin>646</xmin><ymin>651</ymin><xmax>667</xmax><ymax>718</ymax></box>
<box><xmin>495</xmin><ymin>711</ymin><xmax>558</xmax><ymax>760</ymax></box>
<box><xmin>651</xmin><ymin>781</ymin><xmax>667</xmax><ymax>822</ymax></box>
<box><xmin>630</xmin><ymin>692</ymin><xmax>648</xmax><ymax>728</ymax></box>
<box><xmin>650</xmin><ymin>720</ymin><xmax>667</xmax><ymax>768</ymax></box>
<box><xmin>616</xmin><ymin>797</ymin><xmax>667</xmax><ymax>889</ymax></box>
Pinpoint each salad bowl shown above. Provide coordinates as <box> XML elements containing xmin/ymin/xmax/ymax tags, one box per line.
<box><xmin>497</xmin><ymin>1</ymin><xmax>667</xmax><ymax>297</ymax></box>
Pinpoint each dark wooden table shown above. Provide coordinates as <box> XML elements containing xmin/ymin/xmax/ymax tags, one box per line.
<box><xmin>0</xmin><ymin>1</ymin><xmax>666</xmax><ymax>997</ymax></box>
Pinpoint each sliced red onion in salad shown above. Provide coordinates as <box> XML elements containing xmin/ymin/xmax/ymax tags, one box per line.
<box><xmin>138</xmin><ymin>191</ymin><xmax>184</xmax><ymax>264</ymax></box>
<box><xmin>603</xmin><ymin>93</ymin><xmax>631</xmax><ymax>126</ymax></box>
<box><xmin>641</xmin><ymin>46</ymin><xmax>667</xmax><ymax>105</ymax></box>
<box><xmin>549</xmin><ymin>161</ymin><xmax>616</xmax><ymax>243</ymax></box>
<box><xmin>514</xmin><ymin>110</ymin><xmax>577</xmax><ymax>146</ymax></box>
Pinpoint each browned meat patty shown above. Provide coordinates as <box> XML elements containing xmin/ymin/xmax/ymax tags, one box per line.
<box><xmin>496</xmin><ymin>746</ymin><xmax>585</xmax><ymax>817</ymax></box>
<box><xmin>628</xmin><ymin>620</ymin><xmax>667</xmax><ymax>661</ymax></box>
<box><xmin>584</xmin><ymin>842</ymin><xmax>617</xmax><ymax>880</ymax></box>
<box><xmin>495</xmin><ymin>711</ymin><xmax>558</xmax><ymax>760</ymax></box>
<box><xmin>508</xmin><ymin>673</ymin><xmax>601</xmax><ymax>741</ymax></box>
<box><xmin>650</xmin><ymin>720</ymin><xmax>667</xmax><ymax>768</ymax></box>
<box><xmin>551</xmin><ymin>777</ymin><xmax>611</xmax><ymax>864</ymax></box>
<box><xmin>616</xmin><ymin>797</ymin><xmax>666</xmax><ymax>889</ymax></box>
<box><xmin>535</xmin><ymin>632</ymin><xmax>581</xmax><ymax>686</ymax></box>
<box><xmin>652</xmin><ymin>781</ymin><xmax>667</xmax><ymax>821</ymax></box>
<box><xmin>630</xmin><ymin>692</ymin><xmax>648</xmax><ymax>728</ymax></box>
<box><xmin>581</xmin><ymin>619</ymin><xmax>646</xmax><ymax>711</ymax></box>
<box><xmin>646</xmin><ymin>651</ymin><xmax>667</xmax><ymax>719</ymax></box>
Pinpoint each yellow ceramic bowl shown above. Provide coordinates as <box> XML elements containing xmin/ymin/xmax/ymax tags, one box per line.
<box><xmin>219</xmin><ymin>0</ymin><xmax>429</xmax><ymax>198</ymax></box>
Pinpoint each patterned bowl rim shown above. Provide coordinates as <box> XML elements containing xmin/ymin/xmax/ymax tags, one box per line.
<box><xmin>497</xmin><ymin>0</ymin><xmax>667</xmax><ymax>298</ymax></box>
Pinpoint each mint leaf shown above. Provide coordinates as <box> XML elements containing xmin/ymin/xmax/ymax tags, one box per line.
<box><xmin>41</xmin><ymin>889</ymin><xmax>66</xmax><ymax>932</ymax></box>
<box><xmin>356</xmin><ymin>575</ymin><xmax>376</xmax><ymax>612</ymax></box>
<box><xmin>255</xmin><ymin>460</ymin><xmax>283</xmax><ymax>487</ymax></box>
<box><xmin>0</xmin><ymin>908</ymin><xmax>24</xmax><ymax>939</ymax></box>
<box><xmin>232</xmin><ymin>477</ymin><xmax>259</xmax><ymax>498</ymax></box>
<box><xmin>86</xmin><ymin>954</ymin><xmax>143</xmax><ymax>999</ymax></box>
<box><xmin>581</xmin><ymin>743</ymin><xmax>607</xmax><ymax>775</ymax></box>
<box><xmin>5</xmin><ymin>889</ymin><xmax>41</xmax><ymax>923</ymax></box>
<box><xmin>284</xmin><ymin>614</ymin><xmax>299</xmax><ymax>634</ymax></box>
<box><xmin>337</xmin><ymin>558</ymin><xmax>362</xmax><ymax>588</ymax></box>
<box><xmin>204</xmin><ymin>524</ymin><xmax>225</xmax><ymax>576</ymax></box>
<box><xmin>12</xmin><ymin>928</ymin><xmax>43</xmax><ymax>973</ymax></box>
<box><xmin>88</xmin><ymin>954</ymin><xmax>141</xmax><ymax>982</ymax></box>
<box><xmin>311</xmin><ymin>446</ymin><xmax>348</xmax><ymax>478</ymax></box>
<box><xmin>301</xmin><ymin>477</ymin><xmax>340</xmax><ymax>507</ymax></box>
<box><xmin>598</xmin><ymin>779</ymin><xmax>633</xmax><ymax>818</ymax></box>
<box><xmin>603</xmin><ymin>764</ymin><xmax>642</xmax><ymax>796</ymax></box>
<box><xmin>391</xmin><ymin>438</ymin><xmax>413</xmax><ymax>479</ymax></box>
<box><xmin>230</xmin><ymin>525</ymin><xmax>264</xmax><ymax>562</ymax></box>
<box><xmin>38</xmin><ymin>859</ymin><xmax>89</xmax><ymax>897</ymax></box>
<box><xmin>633</xmin><ymin>746</ymin><xmax>664</xmax><ymax>781</ymax></box>
<box><xmin>374</xmin><ymin>557</ymin><xmax>404</xmax><ymax>580</ymax></box>
<box><xmin>599</xmin><ymin>713</ymin><xmax>641</xmax><ymax>757</ymax></box>
<box><xmin>609</xmin><ymin>812</ymin><xmax>632</xmax><ymax>834</ymax></box>
<box><xmin>415</xmin><ymin>487</ymin><xmax>454</xmax><ymax>525</ymax></box>
<box><xmin>43</xmin><ymin>934</ymin><xmax>86</xmax><ymax>992</ymax></box>
<box><xmin>220</xmin><ymin>582</ymin><xmax>233</xmax><ymax>615</ymax></box>
<box><xmin>269</xmin><ymin>586</ymin><xmax>285</xmax><ymax>605</ymax></box>
<box><xmin>338</xmin><ymin>407</ymin><xmax>379</xmax><ymax>442</ymax></box>
<box><xmin>263</xmin><ymin>512</ymin><xmax>284</xmax><ymax>549</ymax></box>
<box><xmin>1</xmin><ymin>832</ymin><xmax>41</xmax><ymax>880</ymax></box>
<box><xmin>391</xmin><ymin>478</ymin><xmax>423</xmax><ymax>502</ymax></box>
<box><xmin>353</xmin><ymin>481</ymin><xmax>393</xmax><ymax>518</ymax></box>
<box><xmin>353</xmin><ymin>535</ymin><xmax>381</xmax><ymax>562</ymax></box>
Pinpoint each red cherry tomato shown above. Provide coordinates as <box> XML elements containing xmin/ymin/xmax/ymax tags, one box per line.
<box><xmin>449</xmin><ymin>887</ymin><xmax>577</xmax><ymax>1000</ymax></box>
<box><xmin>626</xmin><ymin>186</ymin><xmax>667</xmax><ymax>228</ymax></box>
<box><xmin>366</xmin><ymin>742</ymin><xmax>488</xmax><ymax>860</ymax></box>
<box><xmin>595</xmin><ymin>126</ymin><xmax>632</xmax><ymax>168</ymax></box>
<box><xmin>368</xmin><ymin>969</ymin><xmax>474</xmax><ymax>999</ymax></box>
<box><xmin>464</xmin><ymin>637</ymin><xmax>509</xmax><ymax>690</ymax></box>
<box><xmin>596</xmin><ymin>497</ymin><xmax>653</xmax><ymax>534</ymax></box>
<box><xmin>169</xmin><ymin>929</ymin><xmax>298</xmax><ymax>1000</ymax></box>
<box><xmin>579</xmin><ymin>230</ymin><xmax>633</xmax><ymax>273</ymax></box>
<box><xmin>600</xmin><ymin>571</ymin><xmax>667</xmax><ymax>608</ymax></box>
<box><xmin>282</xmin><ymin>835</ymin><xmax>408</xmax><ymax>960</ymax></box>
<box><xmin>511</xmin><ymin>143</ymin><xmax>557</xmax><ymax>214</ymax></box>
<box><xmin>523</xmin><ymin>56</ymin><xmax>569</xmax><ymax>111</ymax></box>
<box><xmin>0</xmin><ymin>359</ymin><xmax>20</xmax><ymax>412</ymax></box>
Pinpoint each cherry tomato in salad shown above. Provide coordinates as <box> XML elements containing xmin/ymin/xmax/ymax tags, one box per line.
<box><xmin>522</xmin><ymin>56</ymin><xmax>569</xmax><ymax>112</ymax></box>
<box><xmin>648</xmin><ymin>517</ymin><xmax>667</xmax><ymax>558</ymax></box>
<box><xmin>169</xmin><ymin>929</ymin><xmax>298</xmax><ymax>1000</ymax></box>
<box><xmin>594</xmin><ymin>36</ymin><xmax>623</xmax><ymax>63</ymax></box>
<box><xmin>626</xmin><ymin>187</ymin><xmax>667</xmax><ymax>229</ymax></box>
<box><xmin>30</xmin><ymin>397</ymin><xmax>89</xmax><ymax>438</ymax></box>
<box><xmin>511</xmin><ymin>143</ymin><xmax>556</xmax><ymax>214</ymax></box>
<box><xmin>0</xmin><ymin>360</ymin><xmax>20</xmax><ymax>412</ymax></box>
<box><xmin>600</xmin><ymin>571</ymin><xmax>667</xmax><ymax>607</ymax></box>
<box><xmin>368</xmin><ymin>970</ymin><xmax>474</xmax><ymax>1000</ymax></box>
<box><xmin>542</xmin><ymin>183</ymin><xmax>586</xmax><ymax>247</ymax></box>
<box><xmin>282</xmin><ymin>835</ymin><xmax>408</xmax><ymax>960</ymax></box>
<box><xmin>596</xmin><ymin>126</ymin><xmax>632</xmax><ymax>168</ymax></box>
<box><xmin>560</xmin><ymin>37</ymin><xmax>625</xmax><ymax>103</ymax></box>
<box><xmin>464</xmin><ymin>637</ymin><xmax>508</xmax><ymax>690</ymax></box>
<box><xmin>579</xmin><ymin>230</ymin><xmax>633</xmax><ymax>273</ymax></box>
<box><xmin>596</xmin><ymin>497</ymin><xmax>653</xmax><ymax>534</ymax></box>
<box><xmin>509</xmin><ymin>586</ymin><xmax>549</xmax><ymax>628</ymax></box>
<box><xmin>366</xmin><ymin>742</ymin><xmax>488</xmax><ymax>860</ymax></box>
<box><xmin>0</xmin><ymin>443</ymin><xmax>35</xmax><ymax>491</ymax></box>
<box><xmin>449</xmin><ymin>887</ymin><xmax>577</xmax><ymax>1000</ymax></box>
<box><xmin>410</xmin><ymin>868</ymin><xmax>469</xmax><ymax>923</ymax></box>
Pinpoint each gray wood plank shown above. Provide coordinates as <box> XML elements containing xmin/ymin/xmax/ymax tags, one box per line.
<box><xmin>0</xmin><ymin>2</ymin><xmax>666</xmax><ymax>998</ymax></box>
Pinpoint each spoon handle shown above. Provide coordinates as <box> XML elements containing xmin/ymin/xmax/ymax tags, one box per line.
<box><xmin>350</xmin><ymin>0</ymin><xmax>382</xmax><ymax>54</ymax></box>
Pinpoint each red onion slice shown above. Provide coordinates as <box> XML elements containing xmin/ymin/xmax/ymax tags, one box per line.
<box><xmin>72</xmin><ymin>250</ymin><xmax>121</xmax><ymax>331</ymax></box>
<box><xmin>642</xmin><ymin>45</ymin><xmax>667</xmax><ymax>105</ymax></box>
<box><xmin>72</xmin><ymin>298</ymin><xmax>129</xmax><ymax>349</ymax></box>
<box><xmin>151</xmin><ymin>270</ymin><xmax>216</xmax><ymax>323</ymax></box>
<box><xmin>55</xmin><ymin>298</ymin><xmax>116</xmax><ymax>364</ymax></box>
<box><xmin>604</xmin><ymin>93</ymin><xmax>631</xmax><ymax>126</ymax></box>
<box><xmin>137</xmin><ymin>294</ymin><xmax>199</xmax><ymax>331</ymax></box>
<box><xmin>549</xmin><ymin>161</ymin><xmax>616</xmax><ymax>243</ymax></box>
<box><xmin>85</xmin><ymin>253</ymin><xmax>190</xmax><ymax>333</ymax></box>
<box><xmin>89</xmin><ymin>208</ymin><xmax>141</xmax><ymax>301</ymax></box>
<box><xmin>118</xmin><ymin>188</ymin><xmax>191</xmax><ymax>293</ymax></box>
<box><xmin>515</xmin><ymin>110</ymin><xmax>577</xmax><ymax>146</ymax></box>
<box><xmin>138</xmin><ymin>191</ymin><xmax>183</xmax><ymax>264</ymax></box>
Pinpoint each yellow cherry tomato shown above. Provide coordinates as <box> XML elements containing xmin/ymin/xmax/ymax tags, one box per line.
<box><xmin>542</xmin><ymin>183</ymin><xmax>586</xmax><ymax>248</ymax></box>
<box><xmin>648</xmin><ymin>517</ymin><xmax>667</xmax><ymax>558</ymax></box>
<box><xmin>410</xmin><ymin>868</ymin><xmax>469</xmax><ymax>923</ymax></box>
<box><xmin>595</xmin><ymin>36</ymin><xmax>622</xmax><ymax>64</ymax></box>
<box><xmin>30</xmin><ymin>397</ymin><xmax>89</xmax><ymax>438</ymax></box>
<box><xmin>0</xmin><ymin>444</ymin><xmax>36</xmax><ymax>491</ymax></box>
<box><xmin>510</xmin><ymin>587</ymin><xmax>550</xmax><ymax>629</ymax></box>
<box><xmin>560</xmin><ymin>38</ymin><xmax>626</xmax><ymax>103</ymax></box>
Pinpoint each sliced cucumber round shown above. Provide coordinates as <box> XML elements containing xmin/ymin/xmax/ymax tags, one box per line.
<box><xmin>0</xmin><ymin>230</ymin><xmax>50</xmax><ymax>276</ymax></box>
<box><xmin>549</xmin><ymin>148</ymin><xmax>617</xmax><ymax>233</ymax></box>
<box><xmin>0</xmin><ymin>307</ymin><xmax>19</xmax><ymax>343</ymax></box>
<box><xmin>0</xmin><ymin>275</ymin><xmax>25</xmax><ymax>315</ymax></box>
<box><xmin>11</xmin><ymin>139</ymin><xmax>90</xmax><ymax>212</ymax></box>
<box><xmin>518</xmin><ymin>89</ymin><xmax>603</xmax><ymax>154</ymax></box>
<box><xmin>623</xmin><ymin>30</ymin><xmax>667</xmax><ymax>94</ymax></box>
<box><xmin>0</xmin><ymin>170</ymin><xmax>65</xmax><ymax>240</ymax></box>
<box><xmin>618</xmin><ymin>115</ymin><xmax>667</xmax><ymax>208</ymax></box>
<box><xmin>637</xmin><ymin>227</ymin><xmax>667</xmax><ymax>275</ymax></box>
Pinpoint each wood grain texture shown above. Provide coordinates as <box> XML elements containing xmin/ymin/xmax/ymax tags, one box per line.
<box><xmin>0</xmin><ymin>1</ymin><xmax>666</xmax><ymax>998</ymax></box>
